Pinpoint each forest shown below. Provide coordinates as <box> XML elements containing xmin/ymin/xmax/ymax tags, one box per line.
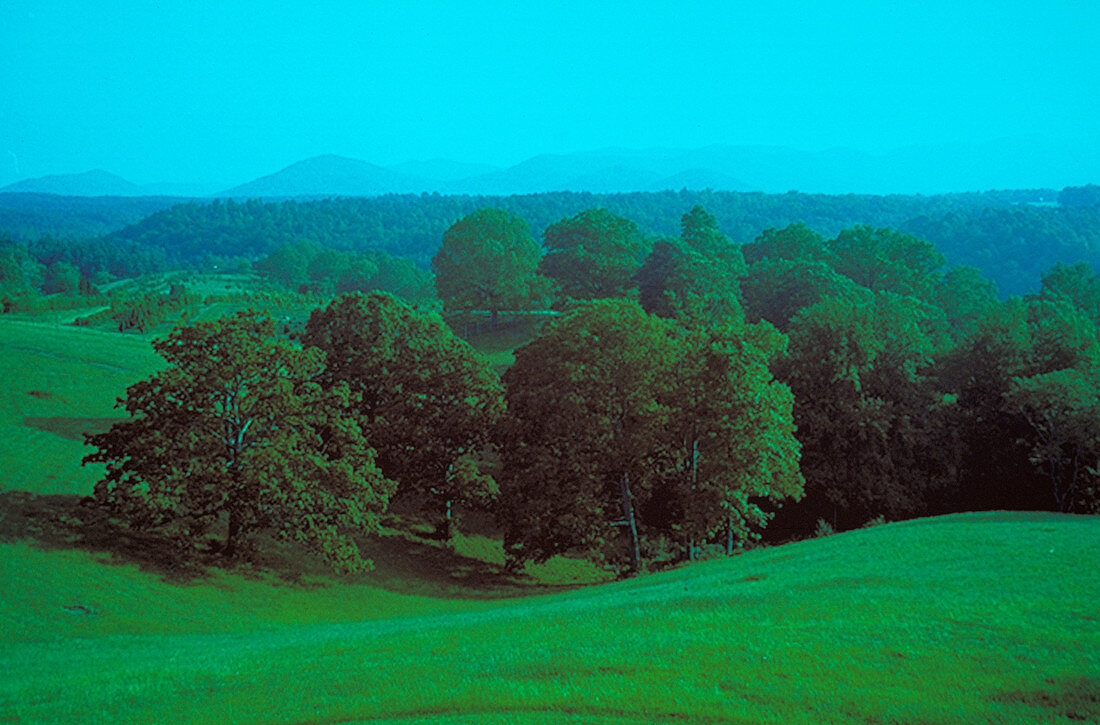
<box><xmin>2</xmin><ymin>188</ymin><xmax>1092</xmax><ymax>575</ymax></box>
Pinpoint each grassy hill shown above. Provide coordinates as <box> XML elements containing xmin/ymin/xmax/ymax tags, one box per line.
<box><xmin>0</xmin><ymin>309</ymin><xmax>1096</xmax><ymax>723</ymax></box>
<box><xmin>0</xmin><ymin>317</ymin><xmax>161</xmax><ymax>495</ymax></box>
<box><xmin>0</xmin><ymin>512</ymin><xmax>1096</xmax><ymax>723</ymax></box>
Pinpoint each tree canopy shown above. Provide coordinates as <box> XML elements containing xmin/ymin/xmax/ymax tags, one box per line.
<box><xmin>432</xmin><ymin>208</ymin><xmax>544</xmax><ymax>322</ymax></box>
<box><xmin>302</xmin><ymin>292</ymin><xmax>505</xmax><ymax>538</ymax></box>
<box><xmin>84</xmin><ymin>311</ymin><xmax>395</xmax><ymax>571</ymax></box>
<box><xmin>539</xmin><ymin>208</ymin><xmax>652</xmax><ymax>301</ymax></box>
<box><xmin>498</xmin><ymin>299</ymin><xmax>802</xmax><ymax>572</ymax></box>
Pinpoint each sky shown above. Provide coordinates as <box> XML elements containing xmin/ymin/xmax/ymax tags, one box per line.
<box><xmin>1</xmin><ymin>0</ymin><xmax>1098</xmax><ymax>188</ymax></box>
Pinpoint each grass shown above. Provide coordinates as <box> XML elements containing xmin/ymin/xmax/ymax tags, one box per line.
<box><xmin>0</xmin><ymin>512</ymin><xmax>1096</xmax><ymax>723</ymax></box>
<box><xmin>1</xmin><ymin>311</ymin><xmax>1097</xmax><ymax>723</ymax></box>
<box><xmin>0</xmin><ymin>317</ymin><xmax>162</xmax><ymax>495</ymax></box>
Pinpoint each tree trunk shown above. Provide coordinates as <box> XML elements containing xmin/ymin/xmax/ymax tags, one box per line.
<box><xmin>726</xmin><ymin>515</ymin><xmax>734</xmax><ymax>556</ymax></box>
<box><xmin>435</xmin><ymin>498</ymin><xmax>454</xmax><ymax>541</ymax></box>
<box><xmin>619</xmin><ymin>472</ymin><xmax>640</xmax><ymax>573</ymax></box>
<box><xmin>225</xmin><ymin>508</ymin><xmax>241</xmax><ymax>557</ymax></box>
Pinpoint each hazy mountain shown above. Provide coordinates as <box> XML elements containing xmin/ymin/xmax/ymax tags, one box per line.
<box><xmin>28</xmin><ymin>138</ymin><xmax>1089</xmax><ymax>200</ymax></box>
<box><xmin>1</xmin><ymin>169</ymin><xmax>143</xmax><ymax>197</ymax></box>
<box><xmin>217</xmin><ymin>155</ymin><xmax>431</xmax><ymax>198</ymax></box>
<box><xmin>387</xmin><ymin>158</ymin><xmax>500</xmax><ymax>181</ymax></box>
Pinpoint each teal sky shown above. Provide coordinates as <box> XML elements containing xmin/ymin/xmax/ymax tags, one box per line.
<box><xmin>1</xmin><ymin>0</ymin><xmax>1098</xmax><ymax>187</ymax></box>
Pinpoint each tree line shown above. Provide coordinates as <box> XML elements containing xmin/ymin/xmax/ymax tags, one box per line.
<box><xmin>19</xmin><ymin>188</ymin><xmax>1090</xmax><ymax>293</ymax></box>
<box><xmin>84</xmin><ymin>203</ymin><xmax>1098</xmax><ymax>575</ymax></box>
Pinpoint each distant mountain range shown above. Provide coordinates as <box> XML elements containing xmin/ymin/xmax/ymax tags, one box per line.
<box><xmin>3</xmin><ymin>139</ymin><xmax>1096</xmax><ymax>199</ymax></box>
<box><xmin>0</xmin><ymin>169</ymin><xmax>218</xmax><ymax>198</ymax></box>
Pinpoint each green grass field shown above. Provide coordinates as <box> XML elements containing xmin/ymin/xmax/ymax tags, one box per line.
<box><xmin>0</xmin><ymin>512</ymin><xmax>1096</xmax><ymax>723</ymax></box>
<box><xmin>0</xmin><ymin>313</ymin><xmax>1097</xmax><ymax>723</ymax></box>
<box><xmin>0</xmin><ymin>317</ymin><xmax>162</xmax><ymax>495</ymax></box>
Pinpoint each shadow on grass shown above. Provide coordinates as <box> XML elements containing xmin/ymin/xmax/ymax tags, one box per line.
<box><xmin>0</xmin><ymin>489</ymin><xmax>571</xmax><ymax>598</ymax></box>
<box><xmin>993</xmin><ymin>676</ymin><xmax>1100</xmax><ymax>722</ymax></box>
<box><xmin>22</xmin><ymin>415</ymin><xmax>126</xmax><ymax>441</ymax></box>
<box><xmin>355</xmin><ymin>527</ymin><xmax>568</xmax><ymax>601</ymax></box>
<box><xmin>0</xmin><ymin>489</ymin><xmax>217</xmax><ymax>584</ymax></box>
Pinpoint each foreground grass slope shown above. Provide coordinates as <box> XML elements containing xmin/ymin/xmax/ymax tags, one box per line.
<box><xmin>1</xmin><ymin>512</ymin><xmax>1097</xmax><ymax>723</ymax></box>
<box><xmin>0</xmin><ymin>318</ymin><xmax>161</xmax><ymax>495</ymax></box>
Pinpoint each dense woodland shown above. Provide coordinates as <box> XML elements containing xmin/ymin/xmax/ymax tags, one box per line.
<box><xmin>2</xmin><ymin>189</ymin><xmax>1098</xmax><ymax>574</ymax></box>
<box><xmin>2</xmin><ymin>186</ymin><xmax>1099</xmax><ymax>295</ymax></box>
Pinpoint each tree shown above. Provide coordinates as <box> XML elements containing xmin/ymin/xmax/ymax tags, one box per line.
<box><xmin>828</xmin><ymin>225</ymin><xmax>945</xmax><ymax>299</ymax></box>
<box><xmin>778</xmin><ymin>292</ymin><xmax>954</xmax><ymax>529</ymax></box>
<box><xmin>302</xmin><ymin>292</ymin><xmax>504</xmax><ymax>539</ymax></box>
<box><xmin>498</xmin><ymin>300</ymin><xmax>675</xmax><ymax>572</ymax></box>
<box><xmin>539</xmin><ymin>208</ymin><xmax>652</xmax><ymax>301</ymax></box>
<box><xmin>1007</xmin><ymin>367</ymin><xmax>1099</xmax><ymax>513</ymax></box>
<box><xmin>936</xmin><ymin>298</ymin><xmax>1043</xmax><ymax>511</ymax></box>
<box><xmin>43</xmin><ymin>261</ymin><xmax>81</xmax><ymax>295</ymax></box>
<box><xmin>432</xmin><ymin>208</ymin><xmax>544</xmax><ymax>324</ymax></box>
<box><xmin>742</xmin><ymin>222</ymin><xmax>831</xmax><ymax>266</ymax></box>
<box><xmin>933</xmin><ymin>265</ymin><xmax>1000</xmax><ymax>341</ymax></box>
<box><xmin>653</xmin><ymin>321</ymin><xmax>803</xmax><ymax>557</ymax></box>
<box><xmin>497</xmin><ymin>300</ymin><xmax>802</xmax><ymax>572</ymax></box>
<box><xmin>84</xmin><ymin>311</ymin><xmax>395</xmax><ymax>572</ymax></box>
<box><xmin>635</xmin><ymin>207</ymin><xmax>745</xmax><ymax>326</ymax></box>
<box><xmin>741</xmin><ymin>258</ymin><xmax>861</xmax><ymax>330</ymax></box>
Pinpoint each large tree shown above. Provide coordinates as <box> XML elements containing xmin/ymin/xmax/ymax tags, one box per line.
<box><xmin>652</xmin><ymin>320</ymin><xmax>803</xmax><ymax>557</ymax></box>
<box><xmin>778</xmin><ymin>292</ymin><xmax>955</xmax><ymax>530</ymax></box>
<box><xmin>539</xmin><ymin>208</ymin><xmax>652</xmax><ymax>301</ymax></box>
<box><xmin>828</xmin><ymin>225</ymin><xmax>945</xmax><ymax>299</ymax></box>
<box><xmin>302</xmin><ymin>292</ymin><xmax>505</xmax><ymax>538</ymax></box>
<box><xmin>497</xmin><ymin>299</ymin><xmax>802</xmax><ymax>572</ymax></box>
<box><xmin>1007</xmin><ymin>367</ymin><xmax>1099</xmax><ymax>513</ymax></box>
<box><xmin>635</xmin><ymin>206</ymin><xmax>745</xmax><ymax>326</ymax></box>
<box><xmin>497</xmin><ymin>300</ymin><xmax>675</xmax><ymax>572</ymax></box>
<box><xmin>84</xmin><ymin>311</ymin><xmax>395</xmax><ymax>572</ymax></box>
<box><xmin>432</xmin><ymin>208</ymin><xmax>543</xmax><ymax>323</ymax></box>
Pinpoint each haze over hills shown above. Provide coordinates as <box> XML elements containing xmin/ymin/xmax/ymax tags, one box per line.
<box><xmin>3</xmin><ymin>139</ymin><xmax>1097</xmax><ymax>199</ymax></box>
<box><xmin>217</xmin><ymin>155</ymin><xmax>432</xmax><ymax>198</ymax></box>
<box><xmin>0</xmin><ymin>170</ymin><xmax>217</xmax><ymax>198</ymax></box>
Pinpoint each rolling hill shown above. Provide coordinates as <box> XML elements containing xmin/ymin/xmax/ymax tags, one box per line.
<box><xmin>0</xmin><ymin>511</ymin><xmax>1095</xmax><ymax>723</ymax></box>
<box><xmin>217</xmin><ymin>155</ymin><xmax>435</xmax><ymax>198</ymax></box>
<box><xmin>0</xmin><ymin>314</ymin><xmax>1096</xmax><ymax>723</ymax></box>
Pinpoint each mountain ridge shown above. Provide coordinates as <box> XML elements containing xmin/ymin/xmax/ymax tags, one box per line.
<box><xmin>5</xmin><ymin>139</ymin><xmax>1097</xmax><ymax>199</ymax></box>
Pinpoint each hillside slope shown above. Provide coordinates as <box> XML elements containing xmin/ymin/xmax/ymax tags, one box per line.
<box><xmin>1</xmin><ymin>512</ymin><xmax>1096</xmax><ymax>723</ymax></box>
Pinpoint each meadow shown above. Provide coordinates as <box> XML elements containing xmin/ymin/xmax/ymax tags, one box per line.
<box><xmin>0</xmin><ymin>313</ymin><xmax>1097</xmax><ymax>723</ymax></box>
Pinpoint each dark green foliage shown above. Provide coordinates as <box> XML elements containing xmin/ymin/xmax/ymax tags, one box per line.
<box><xmin>635</xmin><ymin>242</ymin><xmax>744</xmax><ymax>325</ymax></box>
<box><xmin>43</xmin><ymin>262</ymin><xmax>81</xmax><ymax>295</ymax></box>
<box><xmin>654</xmin><ymin>320</ymin><xmax>804</xmax><ymax>553</ymax></box>
<box><xmin>302</xmin><ymin>293</ymin><xmax>505</xmax><ymax>538</ymax></box>
<box><xmin>902</xmin><ymin>205</ymin><xmax>1100</xmax><ymax>296</ymax></box>
<box><xmin>635</xmin><ymin>206</ymin><xmax>745</xmax><ymax>326</ymax></box>
<box><xmin>498</xmin><ymin>300</ymin><xmax>802</xmax><ymax>571</ymax></box>
<box><xmin>498</xmin><ymin>300</ymin><xmax>678</xmax><ymax>570</ymax></box>
<box><xmin>933</xmin><ymin>266</ymin><xmax>1001</xmax><ymax>341</ymax></box>
<box><xmin>27</xmin><ymin>189</ymin><xmax>1092</xmax><ymax>302</ymax></box>
<box><xmin>433</xmin><ymin>208</ymin><xmax>545</xmax><ymax>321</ymax></box>
<box><xmin>1039</xmin><ymin>262</ymin><xmax>1100</xmax><ymax>326</ymax></box>
<box><xmin>827</xmin><ymin>225</ymin><xmax>945</xmax><ymax>299</ymax></box>
<box><xmin>777</xmin><ymin>292</ymin><xmax>956</xmax><ymax>529</ymax></box>
<box><xmin>0</xmin><ymin>193</ymin><xmax>182</xmax><ymax>241</ymax></box>
<box><xmin>255</xmin><ymin>240</ymin><xmax>436</xmax><ymax>304</ymax></box>
<box><xmin>100</xmin><ymin>286</ymin><xmax>200</xmax><ymax>333</ymax></box>
<box><xmin>742</xmin><ymin>222</ymin><xmax>832</xmax><ymax>265</ymax></box>
<box><xmin>539</xmin><ymin>208</ymin><xmax>652</xmax><ymax>301</ymax></box>
<box><xmin>84</xmin><ymin>312</ymin><xmax>395</xmax><ymax>571</ymax></box>
<box><xmin>1058</xmin><ymin>184</ymin><xmax>1100</xmax><ymax>207</ymax></box>
<box><xmin>741</xmin><ymin>258</ymin><xmax>862</xmax><ymax>330</ymax></box>
<box><xmin>0</xmin><ymin>241</ymin><xmax>44</xmax><ymax>310</ymax></box>
<box><xmin>1007</xmin><ymin>367</ymin><xmax>1099</xmax><ymax>513</ymax></box>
